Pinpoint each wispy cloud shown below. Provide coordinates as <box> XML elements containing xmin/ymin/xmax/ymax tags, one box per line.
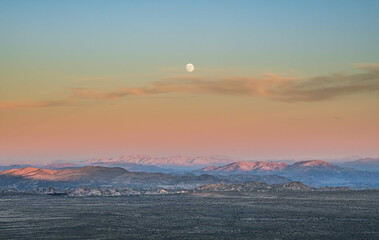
<box><xmin>72</xmin><ymin>64</ymin><xmax>379</xmax><ymax>102</ymax></box>
<box><xmin>0</xmin><ymin>100</ymin><xmax>67</xmax><ymax>111</ymax></box>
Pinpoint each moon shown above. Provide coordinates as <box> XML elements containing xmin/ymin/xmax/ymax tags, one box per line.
<box><xmin>186</xmin><ymin>63</ymin><xmax>194</xmax><ymax>72</ymax></box>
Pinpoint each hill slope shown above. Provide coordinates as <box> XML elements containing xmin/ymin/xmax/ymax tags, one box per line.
<box><xmin>82</xmin><ymin>154</ymin><xmax>235</xmax><ymax>169</ymax></box>
<box><xmin>338</xmin><ymin>158</ymin><xmax>379</xmax><ymax>172</ymax></box>
<box><xmin>0</xmin><ymin>166</ymin><xmax>289</xmax><ymax>191</ymax></box>
<box><xmin>198</xmin><ymin>160</ymin><xmax>379</xmax><ymax>188</ymax></box>
<box><xmin>201</xmin><ymin>161</ymin><xmax>288</xmax><ymax>173</ymax></box>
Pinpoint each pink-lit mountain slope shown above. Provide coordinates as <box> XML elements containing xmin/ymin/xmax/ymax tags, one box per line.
<box><xmin>199</xmin><ymin>160</ymin><xmax>340</xmax><ymax>173</ymax></box>
<box><xmin>201</xmin><ymin>161</ymin><xmax>288</xmax><ymax>173</ymax></box>
<box><xmin>82</xmin><ymin>154</ymin><xmax>236</xmax><ymax>168</ymax></box>
<box><xmin>0</xmin><ymin>166</ymin><xmax>126</xmax><ymax>181</ymax></box>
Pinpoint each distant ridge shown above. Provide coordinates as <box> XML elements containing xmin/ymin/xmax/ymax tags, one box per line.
<box><xmin>2</xmin><ymin>158</ymin><xmax>379</xmax><ymax>189</ymax></box>
<box><xmin>82</xmin><ymin>154</ymin><xmax>236</xmax><ymax>168</ymax></box>
<box><xmin>0</xmin><ymin>166</ymin><xmax>222</xmax><ymax>190</ymax></box>
<box><xmin>0</xmin><ymin>166</ymin><xmax>294</xmax><ymax>191</ymax></box>
<box><xmin>338</xmin><ymin>158</ymin><xmax>379</xmax><ymax>171</ymax></box>
<box><xmin>199</xmin><ymin>160</ymin><xmax>338</xmax><ymax>173</ymax></box>
<box><xmin>201</xmin><ymin>161</ymin><xmax>288</xmax><ymax>173</ymax></box>
<box><xmin>198</xmin><ymin>160</ymin><xmax>379</xmax><ymax>188</ymax></box>
<box><xmin>1</xmin><ymin>166</ymin><xmax>127</xmax><ymax>181</ymax></box>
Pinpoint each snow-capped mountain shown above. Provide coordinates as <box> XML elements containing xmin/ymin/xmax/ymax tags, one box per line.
<box><xmin>199</xmin><ymin>160</ymin><xmax>339</xmax><ymax>173</ymax></box>
<box><xmin>201</xmin><ymin>161</ymin><xmax>288</xmax><ymax>173</ymax></box>
<box><xmin>82</xmin><ymin>154</ymin><xmax>236</xmax><ymax>169</ymax></box>
<box><xmin>198</xmin><ymin>160</ymin><xmax>379</xmax><ymax>188</ymax></box>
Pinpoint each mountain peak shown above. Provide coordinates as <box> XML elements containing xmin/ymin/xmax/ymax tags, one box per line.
<box><xmin>0</xmin><ymin>166</ymin><xmax>128</xmax><ymax>182</ymax></box>
<box><xmin>274</xmin><ymin>181</ymin><xmax>312</xmax><ymax>191</ymax></box>
<box><xmin>2</xmin><ymin>167</ymin><xmax>41</xmax><ymax>175</ymax></box>
<box><xmin>199</xmin><ymin>159</ymin><xmax>341</xmax><ymax>174</ymax></box>
<box><xmin>290</xmin><ymin>160</ymin><xmax>334</xmax><ymax>168</ymax></box>
<box><xmin>200</xmin><ymin>161</ymin><xmax>288</xmax><ymax>173</ymax></box>
<box><xmin>355</xmin><ymin>157</ymin><xmax>379</xmax><ymax>163</ymax></box>
<box><xmin>83</xmin><ymin>154</ymin><xmax>235</xmax><ymax>168</ymax></box>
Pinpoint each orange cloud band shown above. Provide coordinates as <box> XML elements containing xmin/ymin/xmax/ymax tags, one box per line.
<box><xmin>72</xmin><ymin>64</ymin><xmax>379</xmax><ymax>102</ymax></box>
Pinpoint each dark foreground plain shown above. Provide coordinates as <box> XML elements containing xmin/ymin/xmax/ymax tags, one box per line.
<box><xmin>1</xmin><ymin>191</ymin><xmax>379</xmax><ymax>240</ymax></box>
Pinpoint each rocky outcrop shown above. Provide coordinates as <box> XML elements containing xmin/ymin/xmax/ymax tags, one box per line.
<box><xmin>67</xmin><ymin>187</ymin><xmax>135</xmax><ymax>197</ymax></box>
<box><xmin>194</xmin><ymin>181</ymin><xmax>272</xmax><ymax>192</ymax></box>
<box><xmin>273</xmin><ymin>181</ymin><xmax>312</xmax><ymax>191</ymax></box>
<box><xmin>194</xmin><ymin>181</ymin><xmax>315</xmax><ymax>192</ymax></box>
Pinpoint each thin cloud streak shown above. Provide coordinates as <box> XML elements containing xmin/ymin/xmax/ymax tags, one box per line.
<box><xmin>0</xmin><ymin>100</ymin><xmax>67</xmax><ymax>111</ymax></box>
<box><xmin>72</xmin><ymin>64</ymin><xmax>379</xmax><ymax>102</ymax></box>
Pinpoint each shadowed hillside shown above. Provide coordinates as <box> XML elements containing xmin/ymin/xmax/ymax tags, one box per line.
<box><xmin>198</xmin><ymin>160</ymin><xmax>379</xmax><ymax>188</ymax></box>
<box><xmin>0</xmin><ymin>166</ymin><xmax>288</xmax><ymax>191</ymax></box>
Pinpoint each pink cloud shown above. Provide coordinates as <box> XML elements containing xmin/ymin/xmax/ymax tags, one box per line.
<box><xmin>72</xmin><ymin>64</ymin><xmax>379</xmax><ymax>102</ymax></box>
<box><xmin>0</xmin><ymin>100</ymin><xmax>67</xmax><ymax>111</ymax></box>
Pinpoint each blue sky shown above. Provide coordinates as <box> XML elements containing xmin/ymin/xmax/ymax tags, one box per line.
<box><xmin>1</xmin><ymin>0</ymin><xmax>379</xmax><ymax>77</ymax></box>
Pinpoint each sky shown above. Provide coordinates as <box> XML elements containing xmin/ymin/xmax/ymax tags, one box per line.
<box><xmin>1</xmin><ymin>0</ymin><xmax>379</xmax><ymax>164</ymax></box>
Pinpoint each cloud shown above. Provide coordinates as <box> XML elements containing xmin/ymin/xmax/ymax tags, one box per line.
<box><xmin>354</xmin><ymin>63</ymin><xmax>379</xmax><ymax>72</ymax></box>
<box><xmin>0</xmin><ymin>100</ymin><xmax>67</xmax><ymax>111</ymax></box>
<box><xmin>71</xmin><ymin>64</ymin><xmax>379</xmax><ymax>102</ymax></box>
<box><xmin>3</xmin><ymin>65</ymin><xmax>378</xmax><ymax>112</ymax></box>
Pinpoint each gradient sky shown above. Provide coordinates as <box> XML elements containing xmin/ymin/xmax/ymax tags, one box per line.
<box><xmin>1</xmin><ymin>0</ymin><xmax>379</xmax><ymax>163</ymax></box>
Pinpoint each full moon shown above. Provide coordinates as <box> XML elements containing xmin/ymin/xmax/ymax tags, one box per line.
<box><xmin>186</xmin><ymin>63</ymin><xmax>194</xmax><ymax>72</ymax></box>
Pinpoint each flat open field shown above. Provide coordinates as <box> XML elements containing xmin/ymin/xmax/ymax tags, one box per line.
<box><xmin>1</xmin><ymin>191</ymin><xmax>379</xmax><ymax>239</ymax></box>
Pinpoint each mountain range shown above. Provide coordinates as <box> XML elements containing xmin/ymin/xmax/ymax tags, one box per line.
<box><xmin>198</xmin><ymin>160</ymin><xmax>379</xmax><ymax>188</ymax></box>
<box><xmin>336</xmin><ymin>158</ymin><xmax>379</xmax><ymax>171</ymax></box>
<box><xmin>199</xmin><ymin>160</ymin><xmax>337</xmax><ymax>173</ymax></box>
<box><xmin>3</xmin><ymin>155</ymin><xmax>379</xmax><ymax>172</ymax></box>
<box><xmin>200</xmin><ymin>161</ymin><xmax>288</xmax><ymax>173</ymax></box>
<box><xmin>0</xmin><ymin>155</ymin><xmax>236</xmax><ymax>172</ymax></box>
<box><xmin>82</xmin><ymin>154</ymin><xmax>236</xmax><ymax>170</ymax></box>
<box><xmin>1</xmin><ymin>156</ymin><xmax>379</xmax><ymax>190</ymax></box>
<box><xmin>0</xmin><ymin>166</ymin><xmax>289</xmax><ymax>191</ymax></box>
